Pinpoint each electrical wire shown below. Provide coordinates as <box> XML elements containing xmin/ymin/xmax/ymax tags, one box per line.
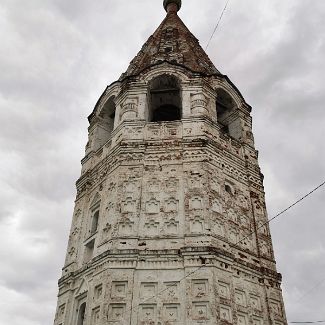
<box><xmin>296</xmin><ymin>276</ymin><xmax>325</xmax><ymax>302</ymax></box>
<box><xmin>236</xmin><ymin>180</ymin><xmax>325</xmax><ymax>246</ymax></box>
<box><xmin>205</xmin><ymin>0</ymin><xmax>231</xmax><ymax>51</ymax></box>
<box><xmin>288</xmin><ymin>320</ymin><xmax>325</xmax><ymax>324</ymax></box>
<box><xmin>130</xmin><ymin>180</ymin><xmax>325</xmax><ymax>313</ymax></box>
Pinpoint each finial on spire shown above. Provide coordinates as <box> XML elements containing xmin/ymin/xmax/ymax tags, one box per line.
<box><xmin>163</xmin><ymin>0</ymin><xmax>182</xmax><ymax>13</ymax></box>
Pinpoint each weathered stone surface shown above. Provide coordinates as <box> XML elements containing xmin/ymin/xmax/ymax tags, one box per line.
<box><xmin>53</xmin><ymin>2</ymin><xmax>287</xmax><ymax>325</ymax></box>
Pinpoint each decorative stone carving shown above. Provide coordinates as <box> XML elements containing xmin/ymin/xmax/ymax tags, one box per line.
<box><xmin>120</xmin><ymin>97</ymin><xmax>138</xmax><ymax>121</ymax></box>
<box><xmin>270</xmin><ymin>300</ymin><xmax>282</xmax><ymax>316</ymax></box>
<box><xmin>112</xmin><ymin>282</ymin><xmax>128</xmax><ymax>298</ymax></box>
<box><xmin>189</xmin><ymin>197</ymin><xmax>203</xmax><ymax>210</ymax></box>
<box><xmin>250</xmin><ymin>295</ymin><xmax>261</xmax><ymax>310</ymax></box>
<box><xmin>139</xmin><ymin>305</ymin><xmax>156</xmax><ymax>324</ymax></box>
<box><xmin>218</xmin><ymin>282</ymin><xmax>230</xmax><ymax>299</ymax></box>
<box><xmin>124</xmin><ymin>178</ymin><xmax>137</xmax><ymax>193</ymax></box>
<box><xmin>211</xmin><ymin>199</ymin><xmax>222</xmax><ymax>214</ymax></box>
<box><xmin>122</xmin><ymin>197</ymin><xmax>136</xmax><ymax>213</ymax></box>
<box><xmin>235</xmin><ymin>289</ymin><xmax>247</xmax><ymax>306</ymax></box>
<box><xmin>193</xmin><ymin>302</ymin><xmax>209</xmax><ymax>320</ymax></box>
<box><xmin>162</xmin><ymin>304</ymin><xmax>179</xmax><ymax>322</ymax></box>
<box><xmin>228</xmin><ymin>208</ymin><xmax>237</xmax><ymax>223</ymax></box>
<box><xmin>237</xmin><ymin>313</ymin><xmax>248</xmax><ymax>325</ymax></box>
<box><xmin>147</xmin><ymin>178</ymin><xmax>160</xmax><ymax>192</ymax></box>
<box><xmin>191</xmin><ymin>93</ymin><xmax>208</xmax><ymax>115</ymax></box>
<box><xmin>119</xmin><ymin>219</ymin><xmax>134</xmax><ymax>236</ymax></box>
<box><xmin>238</xmin><ymin>194</ymin><xmax>249</xmax><ymax>210</ymax></box>
<box><xmin>220</xmin><ymin>305</ymin><xmax>232</xmax><ymax>321</ymax></box>
<box><xmin>253</xmin><ymin>316</ymin><xmax>264</xmax><ymax>325</ymax></box>
<box><xmin>165</xmin><ymin>177</ymin><xmax>179</xmax><ymax>192</ymax></box>
<box><xmin>140</xmin><ymin>283</ymin><xmax>158</xmax><ymax>299</ymax></box>
<box><xmin>164</xmin><ymin>282</ymin><xmax>179</xmax><ymax>299</ymax></box>
<box><xmin>108</xmin><ymin>304</ymin><xmax>126</xmax><ymax>322</ymax></box>
<box><xmin>229</xmin><ymin>229</ymin><xmax>238</xmax><ymax>243</ymax></box>
<box><xmin>165</xmin><ymin>198</ymin><xmax>178</xmax><ymax>212</ymax></box>
<box><xmin>192</xmin><ymin>279</ymin><xmax>208</xmax><ymax>297</ymax></box>
<box><xmin>91</xmin><ymin>307</ymin><xmax>100</xmax><ymax>325</ymax></box>
<box><xmin>213</xmin><ymin>221</ymin><xmax>225</xmax><ymax>237</ymax></box>
<box><xmin>191</xmin><ymin>216</ymin><xmax>204</xmax><ymax>233</ymax></box>
<box><xmin>144</xmin><ymin>220</ymin><xmax>159</xmax><ymax>236</ymax></box>
<box><xmin>165</xmin><ymin>218</ymin><xmax>179</xmax><ymax>235</ymax></box>
<box><xmin>94</xmin><ymin>284</ymin><xmax>103</xmax><ymax>300</ymax></box>
<box><xmin>146</xmin><ymin>198</ymin><xmax>160</xmax><ymax>214</ymax></box>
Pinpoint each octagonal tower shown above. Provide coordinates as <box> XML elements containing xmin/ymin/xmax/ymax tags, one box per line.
<box><xmin>54</xmin><ymin>1</ymin><xmax>287</xmax><ymax>324</ymax></box>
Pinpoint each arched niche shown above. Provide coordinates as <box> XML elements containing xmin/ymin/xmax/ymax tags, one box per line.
<box><xmin>148</xmin><ymin>74</ymin><xmax>182</xmax><ymax>122</ymax></box>
<box><xmin>77</xmin><ymin>302</ymin><xmax>87</xmax><ymax>325</ymax></box>
<box><xmin>216</xmin><ymin>88</ymin><xmax>236</xmax><ymax>134</ymax></box>
<box><xmin>98</xmin><ymin>96</ymin><xmax>116</xmax><ymax>140</ymax></box>
<box><xmin>89</xmin><ymin>193</ymin><xmax>100</xmax><ymax>236</ymax></box>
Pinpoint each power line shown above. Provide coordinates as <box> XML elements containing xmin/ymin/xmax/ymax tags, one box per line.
<box><xmin>296</xmin><ymin>276</ymin><xmax>325</xmax><ymax>302</ymax></box>
<box><xmin>205</xmin><ymin>0</ymin><xmax>230</xmax><ymax>51</ymax></box>
<box><xmin>289</xmin><ymin>321</ymin><xmax>325</xmax><ymax>324</ymax></box>
<box><xmin>236</xmin><ymin>180</ymin><xmax>325</xmax><ymax>246</ymax></box>
<box><xmin>130</xmin><ymin>180</ymin><xmax>325</xmax><ymax>312</ymax></box>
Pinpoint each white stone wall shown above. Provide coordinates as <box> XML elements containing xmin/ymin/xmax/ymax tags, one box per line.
<box><xmin>54</xmin><ymin>64</ymin><xmax>287</xmax><ymax>325</ymax></box>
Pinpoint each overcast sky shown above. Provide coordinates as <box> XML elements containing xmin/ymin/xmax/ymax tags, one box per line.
<box><xmin>0</xmin><ymin>0</ymin><xmax>324</xmax><ymax>324</ymax></box>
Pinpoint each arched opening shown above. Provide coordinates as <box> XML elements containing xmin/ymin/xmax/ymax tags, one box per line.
<box><xmin>149</xmin><ymin>75</ymin><xmax>182</xmax><ymax>122</ymax></box>
<box><xmin>90</xmin><ymin>210</ymin><xmax>99</xmax><ymax>234</ymax></box>
<box><xmin>225</xmin><ymin>184</ymin><xmax>233</xmax><ymax>195</ymax></box>
<box><xmin>216</xmin><ymin>89</ymin><xmax>235</xmax><ymax>135</ymax></box>
<box><xmin>77</xmin><ymin>302</ymin><xmax>86</xmax><ymax>325</ymax></box>
<box><xmin>84</xmin><ymin>239</ymin><xmax>95</xmax><ymax>264</ymax></box>
<box><xmin>99</xmin><ymin>96</ymin><xmax>116</xmax><ymax>143</ymax></box>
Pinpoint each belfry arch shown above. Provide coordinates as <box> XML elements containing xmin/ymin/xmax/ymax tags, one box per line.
<box><xmin>99</xmin><ymin>96</ymin><xmax>116</xmax><ymax>139</ymax></box>
<box><xmin>216</xmin><ymin>88</ymin><xmax>236</xmax><ymax>134</ymax></box>
<box><xmin>148</xmin><ymin>74</ymin><xmax>182</xmax><ymax>122</ymax></box>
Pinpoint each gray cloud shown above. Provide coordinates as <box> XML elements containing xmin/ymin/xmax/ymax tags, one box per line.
<box><xmin>0</xmin><ymin>0</ymin><xmax>324</xmax><ymax>323</ymax></box>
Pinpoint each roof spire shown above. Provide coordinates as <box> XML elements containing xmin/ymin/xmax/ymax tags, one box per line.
<box><xmin>163</xmin><ymin>0</ymin><xmax>182</xmax><ymax>13</ymax></box>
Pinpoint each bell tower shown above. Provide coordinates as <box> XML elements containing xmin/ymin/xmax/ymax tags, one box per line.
<box><xmin>54</xmin><ymin>1</ymin><xmax>287</xmax><ymax>324</ymax></box>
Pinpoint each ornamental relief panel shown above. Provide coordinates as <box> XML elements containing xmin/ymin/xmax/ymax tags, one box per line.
<box><xmin>146</xmin><ymin>198</ymin><xmax>160</xmax><ymax>214</ymax></box>
<box><xmin>210</xmin><ymin>177</ymin><xmax>222</xmax><ymax>194</ymax></box>
<box><xmin>145</xmin><ymin>123</ymin><xmax>182</xmax><ymax>140</ymax></box>
<box><xmin>163</xmin><ymin>304</ymin><xmax>180</xmax><ymax>322</ymax></box>
<box><xmin>165</xmin><ymin>198</ymin><xmax>178</xmax><ymax>213</ymax></box>
<box><xmin>212</xmin><ymin>220</ymin><xmax>225</xmax><ymax>237</ymax></box>
<box><xmin>147</xmin><ymin>177</ymin><xmax>160</xmax><ymax>193</ymax></box>
<box><xmin>121</xmin><ymin>197</ymin><xmax>137</xmax><ymax>214</ymax></box>
<box><xmin>192</xmin><ymin>279</ymin><xmax>209</xmax><ymax>298</ymax></box>
<box><xmin>237</xmin><ymin>193</ymin><xmax>249</xmax><ymax>210</ymax></box>
<box><xmin>211</xmin><ymin>199</ymin><xmax>223</xmax><ymax>214</ymax></box>
<box><xmin>239</xmin><ymin>231</ymin><xmax>254</xmax><ymax>251</ymax></box>
<box><xmin>189</xmin><ymin>197</ymin><xmax>203</xmax><ymax>211</ymax></box>
<box><xmin>108</xmin><ymin>304</ymin><xmax>126</xmax><ymax>323</ymax></box>
<box><xmin>111</xmin><ymin>281</ymin><xmax>128</xmax><ymax>298</ymax></box>
<box><xmin>139</xmin><ymin>304</ymin><xmax>157</xmax><ymax>324</ymax></box>
<box><xmin>123</xmin><ymin>177</ymin><xmax>139</xmax><ymax>194</ymax></box>
<box><xmin>163</xmin><ymin>281</ymin><xmax>180</xmax><ymax>300</ymax></box>
<box><xmin>164</xmin><ymin>218</ymin><xmax>179</xmax><ymax>236</ymax></box>
<box><xmin>190</xmin><ymin>216</ymin><xmax>204</xmax><ymax>234</ymax></box>
<box><xmin>165</xmin><ymin>177</ymin><xmax>179</xmax><ymax>192</ymax></box>
<box><xmin>192</xmin><ymin>302</ymin><xmax>210</xmax><ymax>320</ymax></box>
<box><xmin>120</xmin><ymin>97</ymin><xmax>138</xmax><ymax>121</ymax></box>
<box><xmin>190</xmin><ymin>93</ymin><xmax>208</xmax><ymax>116</ymax></box>
<box><xmin>118</xmin><ymin>218</ymin><xmax>134</xmax><ymax>237</ymax></box>
<box><xmin>227</xmin><ymin>208</ymin><xmax>238</xmax><ymax>224</ymax></box>
<box><xmin>144</xmin><ymin>219</ymin><xmax>160</xmax><ymax>237</ymax></box>
<box><xmin>187</xmin><ymin>171</ymin><xmax>205</xmax><ymax>189</ymax></box>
